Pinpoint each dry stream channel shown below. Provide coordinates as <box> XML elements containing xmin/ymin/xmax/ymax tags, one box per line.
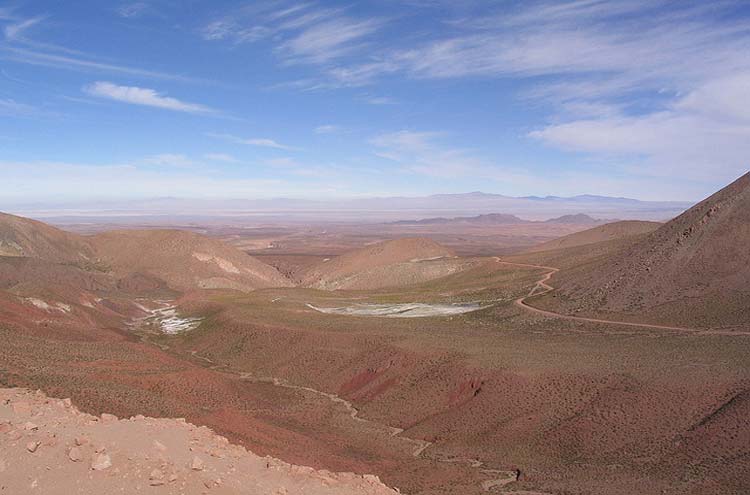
<box><xmin>131</xmin><ymin>301</ymin><xmax>525</xmax><ymax>493</ymax></box>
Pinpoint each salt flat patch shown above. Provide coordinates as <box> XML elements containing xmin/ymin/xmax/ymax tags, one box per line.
<box><xmin>306</xmin><ymin>302</ymin><xmax>484</xmax><ymax>318</ymax></box>
<box><xmin>25</xmin><ymin>298</ymin><xmax>71</xmax><ymax>313</ymax></box>
<box><xmin>26</xmin><ymin>298</ymin><xmax>53</xmax><ymax>311</ymax></box>
<box><xmin>131</xmin><ymin>302</ymin><xmax>203</xmax><ymax>335</ymax></box>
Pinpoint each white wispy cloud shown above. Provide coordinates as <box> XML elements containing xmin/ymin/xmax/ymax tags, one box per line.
<box><xmin>0</xmin><ymin>98</ymin><xmax>42</xmax><ymax>117</ymax></box>
<box><xmin>201</xmin><ymin>20</ymin><xmax>272</xmax><ymax>43</ymax></box>
<box><xmin>361</xmin><ymin>95</ymin><xmax>398</xmax><ymax>105</ymax></box>
<box><xmin>203</xmin><ymin>153</ymin><xmax>239</xmax><ymax>163</ymax></box>
<box><xmin>3</xmin><ymin>16</ymin><xmax>44</xmax><ymax>40</ymax></box>
<box><xmin>3</xmin><ymin>46</ymin><xmax>205</xmax><ymax>83</ymax></box>
<box><xmin>84</xmin><ymin>81</ymin><xmax>214</xmax><ymax>113</ymax></box>
<box><xmin>314</xmin><ymin>124</ymin><xmax>340</xmax><ymax>134</ymax></box>
<box><xmin>530</xmin><ymin>72</ymin><xmax>750</xmax><ymax>181</ymax></box>
<box><xmin>277</xmin><ymin>18</ymin><xmax>380</xmax><ymax>64</ymax></box>
<box><xmin>142</xmin><ymin>153</ymin><xmax>196</xmax><ymax>167</ymax></box>
<box><xmin>0</xmin><ymin>7</ymin><xmax>16</xmax><ymax>21</ymax></box>
<box><xmin>1</xmin><ymin>16</ymin><xmax>205</xmax><ymax>83</ymax></box>
<box><xmin>354</xmin><ymin>1</ymin><xmax>750</xmax><ymax>185</ymax></box>
<box><xmin>201</xmin><ymin>3</ymin><xmax>382</xmax><ymax>65</ymax></box>
<box><xmin>207</xmin><ymin>133</ymin><xmax>295</xmax><ymax>150</ymax></box>
<box><xmin>368</xmin><ymin>128</ymin><xmax>704</xmax><ymax>199</ymax></box>
<box><xmin>0</xmin><ymin>160</ymin><xmax>288</xmax><ymax>202</ymax></box>
<box><xmin>314</xmin><ymin>1</ymin><xmax>750</xmax><ymax>98</ymax></box>
<box><xmin>371</xmin><ymin>130</ymin><xmax>490</xmax><ymax>178</ymax></box>
<box><xmin>117</xmin><ymin>3</ymin><xmax>149</xmax><ymax>18</ymax></box>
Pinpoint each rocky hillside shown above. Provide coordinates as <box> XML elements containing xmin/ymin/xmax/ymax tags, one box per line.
<box><xmin>0</xmin><ymin>388</ymin><xmax>398</xmax><ymax>495</ymax></box>
<box><xmin>526</xmin><ymin>220</ymin><xmax>661</xmax><ymax>253</ymax></box>
<box><xmin>544</xmin><ymin>173</ymin><xmax>750</xmax><ymax>328</ymax></box>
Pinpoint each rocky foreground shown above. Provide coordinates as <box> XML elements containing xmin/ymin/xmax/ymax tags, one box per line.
<box><xmin>0</xmin><ymin>388</ymin><xmax>399</xmax><ymax>494</ymax></box>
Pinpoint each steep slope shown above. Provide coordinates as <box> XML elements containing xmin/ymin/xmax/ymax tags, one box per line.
<box><xmin>526</xmin><ymin>220</ymin><xmax>661</xmax><ymax>253</ymax></box>
<box><xmin>0</xmin><ymin>387</ymin><xmax>397</xmax><ymax>495</ymax></box>
<box><xmin>544</xmin><ymin>173</ymin><xmax>750</xmax><ymax>328</ymax></box>
<box><xmin>301</xmin><ymin>238</ymin><xmax>465</xmax><ymax>290</ymax></box>
<box><xmin>0</xmin><ymin>212</ymin><xmax>95</xmax><ymax>264</ymax></box>
<box><xmin>90</xmin><ymin>230</ymin><xmax>291</xmax><ymax>292</ymax></box>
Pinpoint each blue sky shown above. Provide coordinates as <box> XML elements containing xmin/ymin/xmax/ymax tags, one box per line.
<box><xmin>1</xmin><ymin>0</ymin><xmax>750</xmax><ymax>204</ymax></box>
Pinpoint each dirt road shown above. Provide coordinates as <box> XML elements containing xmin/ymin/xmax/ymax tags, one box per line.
<box><xmin>493</xmin><ymin>258</ymin><xmax>750</xmax><ymax>336</ymax></box>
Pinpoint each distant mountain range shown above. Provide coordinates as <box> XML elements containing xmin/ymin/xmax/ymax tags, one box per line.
<box><xmin>4</xmin><ymin>192</ymin><xmax>693</xmax><ymax>224</ymax></box>
<box><xmin>390</xmin><ymin>213</ymin><xmax>606</xmax><ymax>225</ymax></box>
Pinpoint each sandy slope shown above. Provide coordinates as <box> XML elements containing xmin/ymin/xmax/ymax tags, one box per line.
<box><xmin>301</xmin><ymin>238</ymin><xmax>465</xmax><ymax>290</ymax></box>
<box><xmin>0</xmin><ymin>212</ymin><xmax>96</xmax><ymax>264</ymax></box>
<box><xmin>0</xmin><ymin>387</ymin><xmax>398</xmax><ymax>495</ymax></box>
<box><xmin>525</xmin><ymin>220</ymin><xmax>661</xmax><ymax>253</ymax></box>
<box><xmin>91</xmin><ymin>229</ymin><xmax>292</xmax><ymax>292</ymax></box>
<box><xmin>539</xmin><ymin>172</ymin><xmax>750</xmax><ymax>328</ymax></box>
<box><xmin>1</xmin><ymin>212</ymin><xmax>292</xmax><ymax>294</ymax></box>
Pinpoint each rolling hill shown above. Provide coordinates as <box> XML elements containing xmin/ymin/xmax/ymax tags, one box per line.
<box><xmin>301</xmin><ymin>238</ymin><xmax>467</xmax><ymax>290</ymax></box>
<box><xmin>0</xmin><ymin>212</ymin><xmax>96</xmax><ymax>264</ymax></box>
<box><xmin>90</xmin><ymin>229</ymin><xmax>291</xmax><ymax>292</ymax></box>
<box><xmin>1</xmin><ymin>213</ymin><xmax>291</xmax><ymax>295</ymax></box>
<box><xmin>540</xmin><ymin>173</ymin><xmax>750</xmax><ymax>328</ymax></box>
<box><xmin>527</xmin><ymin>220</ymin><xmax>661</xmax><ymax>253</ymax></box>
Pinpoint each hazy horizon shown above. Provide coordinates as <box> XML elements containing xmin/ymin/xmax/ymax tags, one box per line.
<box><xmin>2</xmin><ymin>188</ymin><xmax>693</xmax><ymax>224</ymax></box>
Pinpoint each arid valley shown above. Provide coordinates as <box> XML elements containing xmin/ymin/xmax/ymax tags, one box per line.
<box><xmin>3</xmin><ymin>2</ymin><xmax>750</xmax><ymax>493</ymax></box>
<box><xmin>2</xmin><ymin>175</ymin><xmax>749</xmax><ymax>494</ymax></box>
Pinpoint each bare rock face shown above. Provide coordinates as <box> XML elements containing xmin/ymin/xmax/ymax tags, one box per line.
<box><xmin>0</xmin><ymin>387</ymin><xmax>399</xmax><ymax>494</ymax></box>
<box><xmin>191</xmin><ymin>456</ymin><xmax>205</xmax><ymax>471</ymax></box>
<box><xmin>68</xmin><ymin>446</ymin><xmax>83</xmax><ymax>462</ymax></box>
<box><xmin>91</xmin><ymin>452</ymin><xmax>112</xmax><ymax>470</ymax></box>
<box><xmin>100</xmin><ymin>413</ymin><xmax>118</xmax><ymax>423</ymax></box>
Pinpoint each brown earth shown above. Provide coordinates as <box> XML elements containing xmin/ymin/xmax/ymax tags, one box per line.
<box><xmin>90</xmin><ymin>229</ymin><xmax>292</xmax><ymax>292</ymax></box>
<box><xmin>0</xmin><ymin>387</ymin><xmax>398</xmax><ymax>495</ymax></box>
<box><xmin>525</xmin><ymin>220</ymin><xmax>661</xmax><ymax>253</ymax></box>
<box><xmin>300</xmin><ymin>238</ymin><xmax>466</xmax><ymax>290</ymax></box>
<box><xmin>0</xmin><ymin>212</ymin><xmax>96</xmax><ymax>264</ymax></box>
<box><xmin>1</xmin><ymin>177</ymin><xmax>749</xmax><ymax>495</ymax></box>
<box><xmin>530</xmin><ymin>172</ymin><xmax>750</xmax><ymax>329</ymax></box>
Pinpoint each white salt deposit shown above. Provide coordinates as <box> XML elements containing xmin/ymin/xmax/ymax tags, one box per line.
<box><xmin>132</xmin><ymin>302</ymin><xmax>203</xmax><ymax>334</ymax></box>
<box><xmin>306</xmin><ymin>302</ymin><xmax>483</xmax><ymax>318</ymax></box>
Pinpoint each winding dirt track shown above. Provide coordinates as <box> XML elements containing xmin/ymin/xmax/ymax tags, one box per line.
<box><xmin>186</xmin><ymin>351</ymin><xmax>519</xmax><ymax>491</ymax></box>
<box><xmin>494</xmin><ymin>258</ymin><xmax>750</xmax><ymax>336</ymax></box>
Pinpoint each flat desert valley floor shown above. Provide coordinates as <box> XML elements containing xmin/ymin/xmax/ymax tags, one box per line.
<box><xmin>2</xmin><ymin>176</ymin><xmax>750</xmax><ymax>494</ymax></box>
